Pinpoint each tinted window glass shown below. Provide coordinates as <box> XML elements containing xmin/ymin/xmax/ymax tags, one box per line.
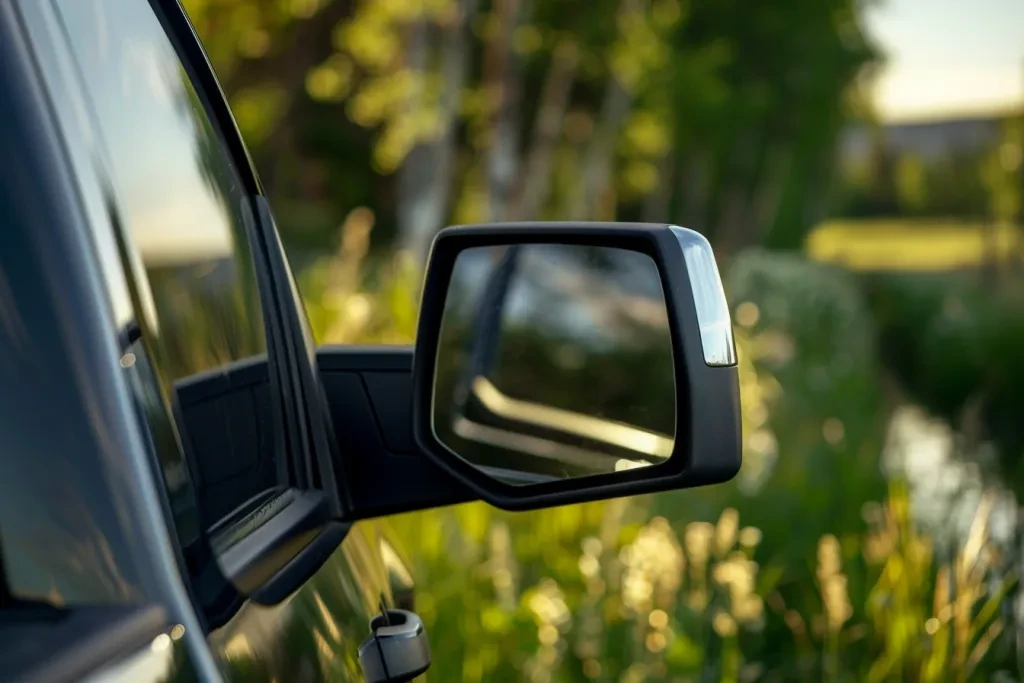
<box><xmin>54</xmin><ymin>0</ymin><xmax>266</xmax><ymax>382</ymax></box>
<box><xmin>41</xmin><ymin>0</ymin><xmax>278</xmax><ymax>537</ymax></box>
<box><xmin>0</xmin><ymin>4</ymin><xmax>152</xmax><ymax>605</ymax></box>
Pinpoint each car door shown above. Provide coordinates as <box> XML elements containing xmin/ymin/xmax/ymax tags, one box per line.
<box><xmin>0</xmin><ymin>3</ymin><xmax>213</xmax><ymax>680</ymax></box>
<box><xmin>14</xmin><ymin>0</ymin><xmax>405</xmax><ymax>680</ymax></box>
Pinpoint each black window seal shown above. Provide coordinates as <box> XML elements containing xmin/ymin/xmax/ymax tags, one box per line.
<box><xmin>150</xmin><ymin>0</ymin><xmax>263</xmax><ymax>197</ymax></box>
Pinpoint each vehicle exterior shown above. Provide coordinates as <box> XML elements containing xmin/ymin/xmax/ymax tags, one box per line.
<box><xmin>0</xmin><ymin>1</ymin><xmax>740</xmax><ymax>680</ymax></box>
<box><xmin>1</xmin><ymin>1</ymin><xmax>416</xmax><ymax>680</ymax></box>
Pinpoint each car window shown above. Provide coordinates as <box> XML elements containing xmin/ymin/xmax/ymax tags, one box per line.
<box><xmin>53</xmin><ymin>0</ymin><xmax>266</xmax><ymax>382</ymax></box>
<box><xmin>34</xmin><ymin>0</ymin><xmax>278</xmax><ymax>542</ymax></box>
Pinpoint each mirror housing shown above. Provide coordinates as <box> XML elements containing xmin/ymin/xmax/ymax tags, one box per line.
<box><xmin>412</xmin><ymin>222</ymin><xmax>742</xmax><ymax>511</ymax></box>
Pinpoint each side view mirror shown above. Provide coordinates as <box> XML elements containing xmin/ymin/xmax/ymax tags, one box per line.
<box><xmin>412</xmin><ymin>222</ymin><xmax>742</xmax><ymax>510</ymax></box>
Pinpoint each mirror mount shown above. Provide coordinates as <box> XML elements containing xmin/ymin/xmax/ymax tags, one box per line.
<box><xmin>412</xmin><ymin>222</ymin><xmax>742</xmax><ymax>511</ymax></box>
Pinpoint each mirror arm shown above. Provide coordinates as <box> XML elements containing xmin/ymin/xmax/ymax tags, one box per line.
<box><xmin>317</xmin><ymin>346</ymin><xmax>479</xmax><ymax>520</ymax></box>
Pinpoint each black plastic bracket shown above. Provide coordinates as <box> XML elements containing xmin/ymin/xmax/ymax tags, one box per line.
<box><xmin>318</xmin><ymin>346</ymin><xmax>477</xmax><ymax>520</ymax></box>
<box><xmin>176</xmin><ymin>346</ymin><xmax>478</xmax><ymax>524</ymax></box>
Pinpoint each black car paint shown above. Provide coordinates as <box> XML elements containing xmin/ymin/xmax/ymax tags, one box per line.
<box><xmin>0</xmin><ymin>0</ymin><xmax>739</xmax><ymax>678</ymax></box>
<box><xmin>1</xmin><ymin>0</ymin><xmax>413</xmax><ymax>680</ymax></box>
<box><xmin>0</xmin><ymin>1</ymin><xmax>212</xmax><ymax>678</ymax></box>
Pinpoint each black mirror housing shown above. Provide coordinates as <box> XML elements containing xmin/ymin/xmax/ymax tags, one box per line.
<box><xmin>412</xmin><ymin>222</ymin><xmax>743</xmax><ymax>511</ymax></box>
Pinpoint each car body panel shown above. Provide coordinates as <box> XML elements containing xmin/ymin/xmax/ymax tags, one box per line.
<box><xmin>209</xmin><ymin>523</ymin><xmax>393</xmax><ymax>681</ymax></box>
<box><xmin>10</xmin><ymin>0</ymin><xmax>411</xmax><ymax>680</ymax></box>
<box><xmin>0</xmin><ymin>2</ymin><xmax>219</xmax><ymax>679</ymax></box>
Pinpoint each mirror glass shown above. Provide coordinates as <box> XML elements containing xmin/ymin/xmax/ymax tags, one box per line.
<box><xmin>433</xmin><ymin>244</ymin><xmax>676</xmax><ymax>485</ymax></box>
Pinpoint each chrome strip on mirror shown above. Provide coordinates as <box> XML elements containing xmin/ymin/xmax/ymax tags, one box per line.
<box><xmin>669</xmin><ymin>226</ymin><xmax>737</xmax><ymax>367</ymax></box>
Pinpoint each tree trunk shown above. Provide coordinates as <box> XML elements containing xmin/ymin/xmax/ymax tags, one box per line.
<box><xmin>568</xmin><ymin>77</ymin><xmax>631</xmax><ymax>220</ymax></box>
<box><xmin>397</xmin><ymin>0</ymin><xmax>478</xmax><ymax>267</ymax></box>
<box><xmin>483</xmin><ymin>0</ymin><xmax>528</xmax><ymax>221</ymax></box>
<box><xmin>641</xmin><ymin>151</ymin><xmax>675</xmax><ymax>224</ymax></box>
<box><xmin>752</xmin><ymin>145</ymin><xmax>791</xmax><ymax>244</ymax></box>
<box><xmin>673</xmin><ymin>148</ymin><xmax>711</xmax><ymax>231</ymax></box>
<box><xmin>566</xmin><ymin>0</ymin><xmax>643</xmax><ymax>221</ymax></box>
<box><xmin>509</xmin><ymin>40</ymin><xmax>580</xmax><ymax>221</ymax></box>
<box><xmin>222</xmin><ymin>0</ymin><xmax>354</xmax><ymax>194</ymax></box>
<box><xmin>710</xmin><ymin>129</ymin><xmax>759</xmax><ymax>256</ymax></box>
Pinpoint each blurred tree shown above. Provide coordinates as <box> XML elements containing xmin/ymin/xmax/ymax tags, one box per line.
<box><xmin>830</xmin><ymin>115</ymin><xmax>1023</xmax><ymax>226</ymax></box>
<box><xmin>895</xmin><ymin>153</ymin><xmax>928</xmax><ymax>214</ymax></box>
<box><xmin>981</xmin><ymin>118</ymin><xmax>1024</xmax><ymax>255</ymax></box>
<box><xmin>183</xmin><ymin>0</ymin><xmax>877</xmax><ymax>262</ymax></box>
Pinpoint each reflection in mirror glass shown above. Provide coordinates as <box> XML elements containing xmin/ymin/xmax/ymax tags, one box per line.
<box><xmin>433</xmin><ymin>244</ymin><xmax>676</xmax><ymax>486</ymax></box>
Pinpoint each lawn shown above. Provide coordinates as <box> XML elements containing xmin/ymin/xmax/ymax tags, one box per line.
<box><xmin>806</xmin><ymin>218</ymin><xmax>1023</xmax><ymax>271</ymax></box>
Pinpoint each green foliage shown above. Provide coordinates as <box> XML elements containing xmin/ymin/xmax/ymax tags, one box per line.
<box><xmin>293</xmin><ymin>243</ymin><xmax>1019</xmax><ymax>680</ymax></box>
<box><xmin>832</xmin><ymin>115</ymin><xmax>1024</xmax><ymax>225</ymax></box>
<box><xmin>982</xmin><ymin>118</ymin><xmax>1024</xmax><ymax>225</ymax></box>
<box><xmin>182</xmin><ymin>0</ymin><xmax>876</xmax><ymax>253</ymax></box>
<box><xmin>861</xmin><ymin>484</ymin><xmax>1017</xmax><ymax>683</ymax></box>
<box><xmin>299</xmin><ymin>207</ymin><xmax>421</xmax><ymax>343</ymax></box>
<box><xmin>806</xmin><ymin>219</ymin><xmax>1024</xmax><ymax>271</ymax></box>
<box><xmin>895</xmin><ymin>155</ymin><xmax>929</xmax><ymax>214</ymax></box>
<box><xmin>173</xmin><ymin>2</ymin><xmax>1024</xmax><ymax>678</ymax></box>
<box><xmin>865</xmin><ymin>269</ymin><xmax>1024</xmax><ymax>488</ymax></box>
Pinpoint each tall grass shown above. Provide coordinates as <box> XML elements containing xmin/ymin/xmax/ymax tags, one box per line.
<box><xmin>298</xmin><ymin>211</ymin><xmax>1018</xmax><ymax>681</ymax></box>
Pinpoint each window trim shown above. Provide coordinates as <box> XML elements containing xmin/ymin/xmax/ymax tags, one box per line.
<box><xmin>145</xmin><ymin>0</ymin><xmax>308</xmax><ymax>503</ymax></box>
<box><xmin>150</xmin><ymin>0</ymin><xmax>263</xmax><ymax>198</ymax></box>
<box><xmin>136</xmin><ymin>0</ymin><xmax>350</xmax><ymax>601</ymax></box>
<box><xmin>149</xmin><ymin>0</ymin><xmax>351</xmax><ymax>515</ymax></box>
